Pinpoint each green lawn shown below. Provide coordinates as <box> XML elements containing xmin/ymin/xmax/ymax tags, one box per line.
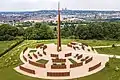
<box><xmin>78</xmin><ymin>58</ymin><xmax>120</xmax><ymax>80</ymax></box>
<box><xmin>29</xmin><ymin>50</ymin><xmax>37</xmax><ymax>53</ymax></box>
<box><xmin>0</xmin><ymin>40</ymin><xmax>42</xmax><ymax>80</ymax></box>
<box><xmin>73</xmin><ymin>39</ymin><xmax>120</xmax><ymax>46</ymax></box>
<box><xmin>0</xmin><ymin>40</ymin><xmax>19</xmax><ymax>54</ymax></box>
<box><xmin>37</xmin><ymin>59</ymin><xmax>49</xmax><ymax>64</ymax></box>
<box><xmin>0</xmin><ymin>39</ymin><xmax>120</xmax><ymax>80</ymax></box>
<box><xmin>68</xmin><ymin>58</ymin><xmax>77</xmax><ymax>64</ymax></box>
<box><xmin>96</xmin><ymin>47</ymin><xmax>120</xmax><ymax>55</ymax></box>
<box><xmin>49</xmin><ymin>25</ymin><xmax>56</xmax><ymax>30</ymax></box>
<box><xmin>36</xmin><ymin>39</ymin><xmax>120</xmax><ymax>46</ymax></box>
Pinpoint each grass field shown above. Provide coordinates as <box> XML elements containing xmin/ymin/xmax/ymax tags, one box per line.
<box><xmin>0</xmin><ymin>39</ymin><xmax>120</xmax><ymax>80</ymax></box>
<box><xmin>69</xmin><ymin>58</ymin><xmax>77</xmax><ymax>64</ymax></box>
<box><xmin>29</xmin><ymin>50</ymin><xmax>37</xmax><ymax>53</ymax></box>
<box><xmin>78</xmin><ymin>58</ymin><xmax>120</xmax><ymax>80</ymax></box>
<box><xmin>36</xmin><ymin>39</ymin><xmax>120</xmax><ymax>46</ymax></box>
<box><xmin>37</xmin><ymin>59</ymin><xmax>49</xmax><ymax>64</ymax></box>
<box><xmin>96</xmin><ymin>47</ymin><xmax>120</xmax><ymax>55</ymax></box>
<box><xmin>0</xmin><ymin>40</ymin><xmax>19</xmax><ymax>54</ymax></box>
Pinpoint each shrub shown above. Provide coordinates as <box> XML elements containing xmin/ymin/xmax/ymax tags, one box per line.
<box><xmin>115</xmin><ymin>66</ymin><xmax>119</xmax><ymax>72</ymax></box>
<box><xmin>112</xmin><ymin>44</ymin><xmax>116</xmax><ymax>47</ymax></box>
<box><xmin>105</xmin><ymin>62</ymin><xmax>110</xmax><ymax>68</ymax></box>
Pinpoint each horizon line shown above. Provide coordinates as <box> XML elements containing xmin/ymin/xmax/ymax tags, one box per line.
<box><xmin>0</xmin><ymin>9</ymin><xmax>120</xmax><ymax>12</ymax></box>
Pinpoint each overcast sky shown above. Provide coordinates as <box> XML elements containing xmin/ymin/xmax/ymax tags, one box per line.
<box><xmin>0</xmin><ymin>0</ymin><xmax>120</xmax><ymax>11</ymax></box>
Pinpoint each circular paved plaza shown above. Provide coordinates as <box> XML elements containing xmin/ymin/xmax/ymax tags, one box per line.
<box><xmin>14</xmin><ymin>42</ymin><xmax>109</xmax><ymax>79</ymax></box>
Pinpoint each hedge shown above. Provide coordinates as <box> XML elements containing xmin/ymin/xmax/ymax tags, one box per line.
<box><xmin>0</xmin><ymin>39</ymin><xmax>24</xmax><ymax>57</ymax></box>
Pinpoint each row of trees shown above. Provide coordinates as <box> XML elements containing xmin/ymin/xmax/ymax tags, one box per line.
<box><xmin>0</xmin><ymin>24</ymin><xmax>24</xmax><ymax>40</ymax></box>
<box><xmin>61</xmin><ymin>22</ymin><xmax>120</xmax><ymax>40</ymax></box>
<box><xmin>24</xmin><ymin>23</ymin><xmax>54</xmax><ymax>40</ymax></box>
<box><xmin>0</xmin><ymin>23</ymin><xmax>54</xmax><ymax>41</ymax></box>
<box><xmin>1</xmin><ymin>22</ymin><xmax>120</xmax><ymax>41</ymax></box>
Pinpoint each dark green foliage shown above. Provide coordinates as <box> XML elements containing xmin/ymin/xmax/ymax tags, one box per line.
<box><xmin>16</xmin><ymin>21</ymin><xmax>32</xmax><ymax>27</ymax></box>
<box><xmin>24</xmin><ymin>23</ymin><xmax>55</xmax><ymax>40</ymax></box>
<box><xmin>68</xmin><ymin>58</ymin><xmax>77</xmax><ymax>64</ymax></box>
<box><xmin>0</xmin><ymin>24</ymin><xmax>24</xmax><ymax>41</ymax></box>
<box><xmin>1</xmin><ymin>22</ymin><xmax>120</xmax><ymax>41</ymax></box>
<box><xmin>61</xmin><ymin>23</ymin><xmax>76</xmax><ymax>38</ymax></box>
<box><xmin>112</xmin><ymin>44</ymin><xmax>116</xmax><ymax>47</ymax></box>
<box><xmin>34</xmin><ymin>22</ymin><xmax>41</xmax><ymax>28</ymax></box>
<box><xmin>61</xmin><ymin>22</ymin><xmax>120</xmax><ymax>40</ymax></box>
<box><xmin>29</xmin><ymin>50</ymin><xmax>37</xmax><ymax>53</ymax></box>
<box><xmin>0</xmin><ymin>34</ymin><xmax>14</xmax><ymax>41</ymax></box>
<box><xmin>105</xmin><ymin>62</ymin><xmax>110</xmax><ymax>68</ymax></box>
<box><xmin>18</xmin><ymin>27</ymin><xmax>25</xmax><ymax>36</ymax></box>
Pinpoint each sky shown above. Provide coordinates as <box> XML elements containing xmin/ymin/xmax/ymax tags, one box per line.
<box><xmin>0</xmin><ymin>0</ymin><xmax>120</xmax><ymax>11</ymax></box>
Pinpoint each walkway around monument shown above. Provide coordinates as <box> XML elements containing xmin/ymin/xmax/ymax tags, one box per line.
<box><xmin>14</xmin><ymin>43</ymin><xmax>109</xmax><ymax>79</ymax></box>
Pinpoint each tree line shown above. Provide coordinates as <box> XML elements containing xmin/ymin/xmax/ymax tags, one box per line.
<box><xmin>61</xmin><ymin>22</ymin><xmax>120</xmax><ymax>40</ymax></box>
<box><xmin>0</xmin><ymin>23</ymin><xmax>54</xmax><ymax>41</ymax></box>
<box><xmin>0</xmin><ymin>22</ymin><xmax>120</xmax><ymax>41</ymax></box>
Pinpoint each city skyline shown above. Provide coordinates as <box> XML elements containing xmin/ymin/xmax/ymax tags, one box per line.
<box><xmin>0</xmin><ymin>0</ymin><xmax>120</xmax><ymax>11</ymax></box>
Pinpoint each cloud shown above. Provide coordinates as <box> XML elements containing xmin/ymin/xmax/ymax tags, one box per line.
<box><xmin>0</xmin><ymin>0</ymin><xmax>119</xmax><ymax>11</ymax></box>
<box><xmin>11</xmin><ymin>0</ymin><xmax>39</xmax><ymax>3</ymax></box>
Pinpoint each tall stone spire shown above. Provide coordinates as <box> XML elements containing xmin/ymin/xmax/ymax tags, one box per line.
<box><xmin>57</xmin><ymin>1</ymin><xmax>62</xmax><ymax>52</ymax></box>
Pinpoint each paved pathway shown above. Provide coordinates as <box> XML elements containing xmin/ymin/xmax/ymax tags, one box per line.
<box><xmin>98</xmin><ymin>54</ymin><xmax>120</xmax><ymax>59</ymax></box>
<box><xmin>92</xmin><ymin>44</ymin><xmax>120</xmax><ymax>59</ymax></box>
<box><xmin>15</xmin><ymin>44</ymin><xmax>109</xmax><ymax>80</ymax></box>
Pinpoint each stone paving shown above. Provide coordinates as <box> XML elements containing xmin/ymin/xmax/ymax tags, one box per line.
<box><xmin>14</xmin><ymin>43</ymin><xmax>109</xmax><ymax>80</ymax></box>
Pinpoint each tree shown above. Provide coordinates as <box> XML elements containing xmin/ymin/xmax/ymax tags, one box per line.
<box><xmin>0</xmin><ymin>24</ymin><xmax>20</xmax><ymax>41</ymax></box>
<box><xmin>24</xmin><ymin>23</ymin><xmax>55</xmax><ymax>40</ymax></box>
<box><xmin>34</xmin><ymin>22</ymin><xmax>41</xmax><ymax>28</ymax></box>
